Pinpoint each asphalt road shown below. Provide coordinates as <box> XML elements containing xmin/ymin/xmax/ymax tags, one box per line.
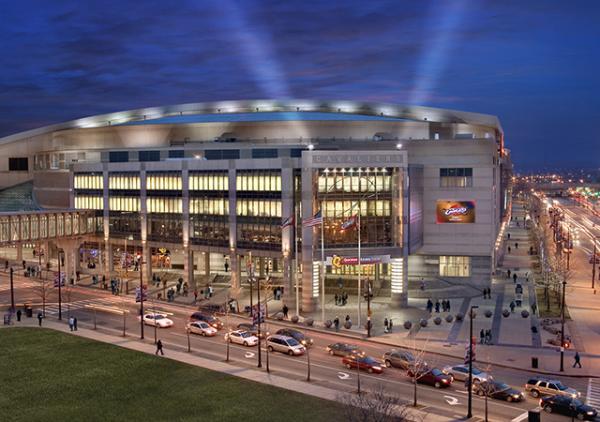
<box><xmin>1</xmin><ymin>272</ymin><xmax>595</xmax><ymax>422</ymax></box>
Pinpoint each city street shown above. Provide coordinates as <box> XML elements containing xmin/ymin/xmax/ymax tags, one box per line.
<box><xmin>1</xmin><ymin>271</ymin><xmax>594</xmax><ymax>422</ymax></box>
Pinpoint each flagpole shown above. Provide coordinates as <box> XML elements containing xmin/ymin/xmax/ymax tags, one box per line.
<box><xmin>321</xmin><ymin>206</ymin><xmax>325</xmax><ymax>324</ymax></box>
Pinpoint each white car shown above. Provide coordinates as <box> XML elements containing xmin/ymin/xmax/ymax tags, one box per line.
<box><xmin>442</xmin><ymin>364</ymin><xmax>490</xmax><ymax>384</ymax></box>
<box><xmin>225</xmin><ymin>330</ymin><xmax>259</xmax><ymax>346</ymax></box>
<box><xmin>141</xmin><ymin>313</ymin><xmax>173</xmax><ymax>328</ymax></box>
<box><xmin>186</xmin><ymin>321</ymin><xmax>217</xmax><ymax>336</ymax></box>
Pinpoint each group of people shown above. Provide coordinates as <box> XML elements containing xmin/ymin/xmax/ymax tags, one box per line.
<box><xmin>383</xmin><ymin>317</ymin><xmax>394</xmax><ymax>333</ymax></box>
<box><xmin>334</xmin><ymin>291</ymin><xmax>349</xmax><ymax>306</ymax></box>
<box><xmin>480</xmin><ymin>328</ymin><xmax>493</xmax><ymax>345</ymax></box>
<box><xmin>68</xmin><ymin>316</ymin><xmax>78</xmax><ymax>331</ymax></box>
<box><xmin>482</xmin><ymin>287</ymin><xmax>492</xmax><ymax>299</ymax></box>
<box><xmin>426</xmin><ymin>298</ymin><xmax>451</xmax><ymax>313</ymax></box>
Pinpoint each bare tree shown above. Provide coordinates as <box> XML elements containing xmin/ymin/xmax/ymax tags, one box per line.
<box><xmin>34</xmin><ymin>277</ymin><xmax>52</xmax><ymax>317</ymax></box>
<box><xmin>338</xmin><ymin>384</ymin><xmax>417</xmax><ymax>422</ymax></box>
<box><xmin>406</xmin><ymin>339</ymin><xmax>432</xmax><ymax>407</ymax></box>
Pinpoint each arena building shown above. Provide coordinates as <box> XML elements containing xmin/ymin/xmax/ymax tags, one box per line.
<box><xmin>0</xmin><ymin>100</ymin><xmax>511</xmax><ymax>311</ymax></box>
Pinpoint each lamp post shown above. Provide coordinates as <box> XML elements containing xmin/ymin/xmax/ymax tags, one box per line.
<box><xmin>592</xmin><ymin>238</ymin><xmax>596</xmax><ymax>290</ymax></box>
<box><xmin>57</xmin><ymin>250</ymin><xmax>63</xmax><ymax>320</ymax></box>
<box><xmin>139</xmin><ymin>251</ymin><xmax>144</xmax><ymax>340</ymax></box>
<box><xmin>366</xmin><ymin>279</ymin><xmax>372</xmax><ymax>337</ymax></box>
<box><xmin>560</xmin><ymin>279</ymin><xmax>567</xmax><ymax>372</ymax></box>
<box><xmin>566</xmin><ymin>224</ymin><xmax>571</xmax><ymax>271</ymax></box>
<box><xmin>256</xmin><ymin>275</ymin><xmax>262</xmax><ymax>369</ymax></box>
<box><xmin>9</xmin><ymin>267</ymin><xmax>15</xmax><ymax>312</ymax></box>
<box><xmin>467</xmin><ymin>305</ymin><xmax>479</xmax><ymax>419</ymax></box>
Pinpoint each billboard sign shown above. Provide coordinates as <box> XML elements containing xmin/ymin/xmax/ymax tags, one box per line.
<box><xmin>436</xmin><ymin>200</ymin><xmax>475</xmax><ymax>223</ymax></box>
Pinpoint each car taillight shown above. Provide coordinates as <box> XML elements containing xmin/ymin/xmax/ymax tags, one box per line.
<box><xmin>539</xmin><ymin>399</ymin><xmax>543</xmax><ymax>406</ymax></box>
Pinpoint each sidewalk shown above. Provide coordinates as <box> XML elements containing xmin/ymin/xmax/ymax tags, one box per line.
<box><xmin>2</xmin><ymin>319</ymin><xmax>449</xmax><ymax>422</ymax></box>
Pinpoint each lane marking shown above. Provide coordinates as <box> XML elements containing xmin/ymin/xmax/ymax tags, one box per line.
<box><xmin>244</xmin><ymin>351</ymin><xmax>255</xmax><ymax>358</ymax></box>
<box><xmin>444</xmin><ymin>395</ymin><xmax>459</xmax><ymax>406</ymax></box>
<box><xmin>337</xmin><ymin>372</ymin><xmax>350</xmax><ymax>380</ymax></box>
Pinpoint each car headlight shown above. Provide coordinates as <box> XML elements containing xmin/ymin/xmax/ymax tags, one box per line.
<box><xmin>373</xmin><ymin>366</ymin><xmax>381</xmax><ymax>371</ymax></box>
<box><xmin>587</xmin><ymin>411</ymin><xmax>594</xmax><ymax>415</ymax></box>
<box><xmin>301</xmin><ymin>340</ymin><xmax>306</xmax><ymax>345</ymax></box>
<box><xmin>442</xmin><ymin>379</ymin><xmax>449</xmax><ymax>383</ymax></box>
<box><xmin>512</xmin><ymin>394</ymin><xmax>521</xmax><ymax>399</ymax></box>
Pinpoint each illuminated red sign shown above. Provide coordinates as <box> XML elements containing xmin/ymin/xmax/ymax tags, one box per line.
<box><xmin>436</xmin><ymin>200</ymin><xmax>476</xmax><ymax>223</ymax></box>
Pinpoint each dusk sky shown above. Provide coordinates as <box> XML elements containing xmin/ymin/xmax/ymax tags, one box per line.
<box><xmin>1</xmin><ymin>0</ymin><xmax>599</xmax><ymax>170</ymax></box>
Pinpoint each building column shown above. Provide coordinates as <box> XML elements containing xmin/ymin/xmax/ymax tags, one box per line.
<box><xmin>16</xmin><ymin>243</ymin><xmax>23</xmax><ymax>264</ymax></box>
<box><xmin>205</xmin><ymin>252</ymin><xmax>211</xmax><ymax>275</ymax></box>
<box><xmin>301</xmin><ymin>162</ymin><xmax>318</xmax><ymax>312</ymax></box>
<box><xmin>143</xmin><ymin>244</ymin><xmax>152</xmax><ymax>284</ymax></box>
<box><xmin>391</xmin><ymin>169</ymin><xmax>408</xmax><ymax>307</ymax></box>
<box><xmin>105</xmin><ymin>242</ymin><xmax>114</xmax><ymax>275</ymax></box>
<box><xmin>228</xmin><ymin>167</ymin><xmax>239</xmax><ymax>290</ymax></box>
<box><xmin>183</xmin><ymin>247</ymin><xmax>194</xmax><ymax>289</ymax></box>
<box><xmin>258</xmin><ymin>257</ymin><xmax>265</xmax><ymax>278</ymax></box>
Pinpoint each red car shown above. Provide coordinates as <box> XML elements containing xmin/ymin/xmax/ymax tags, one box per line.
<box><xmin>342</xmin><ymin>355</ymin><xmax>384</xmax><ymax>374</ymax></box>
<box><xmin>407</xmin><ymin>367</ymin><xmax>453</xmax><ymax>388</ymax></box>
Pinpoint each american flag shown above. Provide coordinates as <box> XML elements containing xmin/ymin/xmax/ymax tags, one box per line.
<box><xmin>303</xmin><ymin>210</ymin><xmax>323</xmax><ymax>227</ymax></box>
<box><xmin>281</xmin><ymin>215</ymin><xmax>294</xmax><ymax>228</ymax></box>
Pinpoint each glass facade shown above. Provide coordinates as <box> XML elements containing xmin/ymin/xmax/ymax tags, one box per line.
<box><xmin>439</xmin><ymin>256</ymin><xmax>471</xmax><ymax>277</ymax></box>
<box><xmin>317</xmin><ymin>168</ymin><xmax>394</xmax><ymax>248</ymax></box>
<box><xmin>440</xmin><ymin>168</ymin><xmax>473</xmax><ymax>187</ymax></box>
<box><xmin>148</xmin><ymin>215</ymin><xmax>182</xmax><ymax>243</ymax></box>
<box><xmin>75</xmin><ymin>195</ymin><xmax>103</xmax><ymax>210</ymax></box>
<box><xmin>190</xmin><ymin>198</ymin><xmax>229</xmax><ymax>215</ymax></box>
<box><xmin>147</xmin><ymin>172</ymin><xmax>182</xmax><ymax>190</ymax></box>
<box><xmin>109</xmin><ymin>197</ymin><xmax>140</xmax><ymax>212</ymax></box>
<box><xmin>237</xmin><ymin>171</ymin><xmax>281</xmax><ymax>191</ymax></box>
<box><xmin>237</xmin><ymin>222</ymin><xmax>282</xmax><ymax>250</ymax></box>
<box><xmin>189</xmin><ymin>172</ymin><xmax>228</xmax><ymax>191</ymax></box>
<box><xmin>147</xmin><ymin>198</ymin><xmax>182</xmax><ymax>214</ymax></box>
<box><xmin>109</xmin><ymin>212</ymin><xmax>141</xmax><ymax>239</ymax></box>
<box><xmin>109</xmin><ymin>173</ymin><xmax>140</xmax><ymax>190</ymax></box>
<box><xmin>236</xmin><ymin>199</ymin><xmax>282</xmax><ymax>218</ymax></box>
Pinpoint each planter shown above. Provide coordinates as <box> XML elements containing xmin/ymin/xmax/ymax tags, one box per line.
<box><xmin>275</xmin><ymin>312</ymin><xmax>284</xmax><ymax>321</ymax></box>
<box><xmin>403</xmin><ymin>321</ymin><xmax>412</xmax><ymax>330</ymax></box>
<box><xmin>291</xmin><ymin>315</ymin><xmax>299</xmax><ymax>324</ymax></box>
<box><xmin>433</xmin><ymin>317</ymin><xmax>442</xmax><ymax>325</ymax></box>
<box><xmin>521</xmin><ymin>310</ymin><xmax>530</xmax><ymax>318</ymax></box>
<box><xmin>502</xmin><ymin>309</ymin><xmax>510</xmax><ymax>318</ymax></box>
<box><xmin>456</xmin><ymin>313</ymin><xmax>464</xmax><ymax>322</ymax></box>
<box><xmin>305</xmin><ymin>318</ymin><xmax>314</xmax><ymax>327</ymax></box>
<box><xmin>419</xmin><ymin>318</ymin><xmax>428</xmax><ymax>327</ymax></box>
<box><xmin>324</xmin><ymin>320</ymin><xmax>333</xmax><ymax>328</ymax></box>
<box><xmin>344</xmin><ymin>321</ymin><xmax>352</xmax><ymax>329</ymax></box>
<box><xmin>445</xmin><ymin>314</ymin><xmax>454</xmax><ymax>323</ymax></box>
<box><xmin>485</xmin><ymin>310</ymin><xmax>493</xmax><ymax>318</ymax></box>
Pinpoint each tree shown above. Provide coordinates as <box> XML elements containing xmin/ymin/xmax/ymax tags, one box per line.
<box><xmin>338</xmin><ymin>384</ymin><xmax>416</xmax><ymax>422</ymax></box>
<box><xmin>34</xmin><ymin>277</ymin><xmax>52</xmax><ymax>317</ymax></box>
<box><xmin>406</xmin><ymin>339</ymin><xmax>432</xmax><ymax>408</ymax></box>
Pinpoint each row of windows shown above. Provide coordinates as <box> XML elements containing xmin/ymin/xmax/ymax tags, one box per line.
<box><xmin>439</xmin><ymin>256</ymin><xmax>471</xmax><ymax>277</ymax></box>
<box><xmin>236</xmin><ymin>199</ymin><xmax>282</xmax><ymax>218</ymax></box>
<box><xmin>190</xmin><ymin>198</ymin><xmax>229</xmax><ymax>215</ymax></box>
<box><xmin>147</xmin><ymin>174</ymin><xmax>182</xmax><ymax>191</ymax></box>
<box><xmin>189</xmin><ymin>173</ymin><xmax>228</xmax><ymax>191</ymax></box>
<box><xmin>109</xmin><ymin>174</ymin><xmax>140</xmax><ymax>190</ymax></box>
<box><xmin>74</xmin><ymin>174</ymin><xmax>103</xmax><ymax>190</ymax></box>
<box><xmin>322</xmin><ymin>200</ymin><xmax>391</xmax><ymax>218</ymax></box>
<box><xmin>75</xmin><ymin>196</ymin><xmax>103</xmax><ymax>210</ymax></box>
<box><xmin>147</xmin><ymin>197</ymin><xmax>183</xmax><ymax>214</ymax></box>
<box><xmin>237</xmin><ymin>173</ymin><xmax>282</xmax><ymax>191</ymax></box>
<box><xmin>110</xmin><ymin>197</ymin><xmax>141</xmax><ymax>212</ymax></box>
<box><xmin>318</xmin><ymin>173</ymin><xmax>392</xmax><ymax>193</ymax></box>
<box><xmin>440</xmin><ymin>168</ymin><xmax>473</xmax><ymax>188</ymax></box>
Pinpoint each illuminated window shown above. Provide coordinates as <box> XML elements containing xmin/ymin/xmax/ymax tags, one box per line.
<box><xmin>236</xmin><ymin>199</ymin><xmax>281</xmax><ymax>217</ymax></box>
<box><xmin>75</xmin><ymin>196</ymin><xmax>103</xmax><ymax>210</ymax></box>
<box><xmin>189</xmin><ymin>198</ymin><xmax>229</xmax><ymax>215</ymax></box>
<box><xmin>109</xmin><ymin>197</ymin><xmax>141</xmax><ymax>212</ymax></box>
<box><xmin>146</xmin><ymin>197</ymin><xmax>182</xmax><ymax>214</ymax></box>
<box><xmin>440</xmin><ymin>168</ymin><xmax>473</xmax><ymax>187</ymax></box>
<box><xmin>236</xmin><ymin>171</ymin><xmax>281</xmax><ymax>191</ymax></box>
<box><xmin>146</xmin><ymin>173</ymin><xmax>182</xmax><ymax>191</ymax></box>
<box><xmin>74</xmin><ymin>173</ymin><xmax>103</xmax><ymax>190</ymax></box>
<box><xmin>439</xmin><ymin>256</ymin><xmax>471</xmax><ymax>277</ymax></box>
<box><xmin>109</xmin><ymin>173</ymin><xmax>140</xmax><ymax>190</ymax></box>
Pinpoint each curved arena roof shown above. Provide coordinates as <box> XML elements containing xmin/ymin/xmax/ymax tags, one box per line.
<box><xmin>0</xmin><ymin>99</ymin><xmax>502</xmax><ymax>145</ymax></box>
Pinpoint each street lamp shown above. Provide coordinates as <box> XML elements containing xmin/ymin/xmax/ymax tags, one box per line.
<box><xmin>592</xmin><ymin>237</ymin><xmax>597</xmax><ymax>291</ymax></box>
<box><xmin>467</xmin><ymin>305</ymin><xmax>479</xmax><ymax>419</ymax></box>
<box><xmin>57</xmin><ymin>250</ymin><xmax>63</xmax><ymax>320</ymax></box>
<box><xmin>560</xmin><ymin>279</ymin><xmax>567</xmax><ymax>372</ymax></box>
<box><xmin>139</xmin><ymin>251</ymin><xmax>145</xmax><ymax>340</ymax></box>
<box><xmin>9</xmin><ymin>267</ymin><xmax>15</xmax><ymax>312</ymax></box>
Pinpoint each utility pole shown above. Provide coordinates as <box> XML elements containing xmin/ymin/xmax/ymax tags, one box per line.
<box><xmin>257</xmin><ymin>275</ymin><xmax>262</xmax><ymax>368</ymax></box>
<box><xmin>592</xmin><ymin>238</ymin><xmax>596</xmax><ymax>290</ymax></box>
<box><xmin>139</xmin><ymin>252</ymin><xmax>144</xmax><ymax>340</ymax></box>
<box><xmin>560</xmin><ymin>279</ymin><xmax>566</xmax><ymax>372</ymax></box>
<box><xmin>467</xmin><ymin>305</ymin><xmax>479</xmax><ymax>419</ymax></box>
<box><xmin>366</xmin><ymin>279</ymin><xmax>372</xmax><ymax>337</ymax></box>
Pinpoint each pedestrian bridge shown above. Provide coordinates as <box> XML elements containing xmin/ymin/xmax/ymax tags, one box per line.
<box><xmin>0</xmin><ymin>209</ymin><xmax>101</xmax><ymax>246</ymax></box>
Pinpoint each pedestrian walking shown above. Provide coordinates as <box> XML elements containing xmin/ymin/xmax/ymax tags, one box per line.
<box><xmin>282</xmin><ymin>304</ymin><xmax>289</xmax><ymax>319</ymax></box>
<box><xmin>334</xmin><ymin>316</ymin><xmax>340</xmax><ymax>332</ymax></box>
<box><xmin>573</xmin><ymin>351</ymin><xmax>582</xmax><ymax>368</ymax></box>
<box><xmin>73</xmin><ymin>317</ymin><xmax>78</xmax><ymax>331</ymax></box>
<box><xmin>388</xmin><ymin>318</ymin><xmax>393</xmax><ymax>333</ymax></box>
<box><xmin>16</xmin><ymin>309</ymin><xmax>22</xmax><ymax>322</ymax></box>
<box><xmin>446</xmin><ymin>300</ymin><xmax>451</xmax><ymax>312</ymax></box>
<box><xmin>507</xmin><ymin>233</ymin><xmax>511</xmax><ymax>240</ymax></box>
<box><xmin>515</xmin><ymin>242</ymin><xmax>518</xmax><ymax>249</ymax></box>
<box><xmin>224</xmin><ymin>261</ymin><xmax>229</xmax><ymax>273</ymax></box>
<box><xmin>480</xmin><ymin>329</ymin><xmax>485</xmax><ymax>344</ymax></box>
<box><xmin>531</xmin><ymin>302</ymin><xmax>537</xmax><ymax>315</ymax></box>
<box><xmin>507</xmin><ymin>269</ymin><xmax>511</xmax><ymax>279</ymax></box>
<box><xmin>513</xmin><ymin>273</ymin><xmax>517</xmax><ymax>283</ymax></box>
<box><xmin>193</xmin><ymin>289</ymin><xmax>198</xmax><ymax>303</ymax></box>
<box><xmin>334</xmin><ymin>293</ymin><xmax>339</xmax><ymax>306</ymax></box>
<box><xmin>37</xmin><ymin>312</ymin><xmax>43</xmax><ymax>326</ymax></box>
<box><xmin>510</xmin><ymin>300</ymin><xmax>516</xmax><ymax>312</ymax></box>
<box><xmin>426</xmin><ymin>298</ymin><xmax>433</xmax><ymax>313</ymax></box>
<box><xmin>435</xmin><ymin>300</ymin><xmax>440</xmax><ymax>313</ymax></box>
<box><xmin>486</xmin><ymin>329</ymin><xmax>492</xmax><ymax>345</ymax></box>
<box><xmin>508</xmin><ymin>246</ymin><xmax>511</xmax><ymax>253</ymax></box>
<box><xmin>345</xmin><ymin>314</ymin><xmax>350</xmax><ymax>322</ymax></box>
<box><xmin>420</xmin><ymin>278</ymin><xmax>425</xmax><ymax>291</ymax></box>
<box><xmin>384</xmin><ymin>317</ymin><xmax>389</xmax><ymax>332</ymax></box>
<box><xmin>156</xmin><ymin>339</ymin><xmax>164</xmax><ymax>356</ymax></box>
<box><xmin>68</xmin><ymin>317</ymin><xmax>74</xmax><ymax>331</ymax></box>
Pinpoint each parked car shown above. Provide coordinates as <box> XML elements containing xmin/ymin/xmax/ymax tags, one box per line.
<box><xmin>441</xmin><ymin>364</ymin><xmax>489</xmax><ymax>384</ymax></box>
<box><xmin>266</xmin><ymin>334</ymin><xmax>306</xmax><ymax>356</ymax></box>
<box><xmin>189</xmin><ymin>312</ymin><xmax>224</xmax><ymax>329</ymax></box>
<box><xmin>342</xmin><ymin>354</ymin><xmax>384</xmax><ymax>374</ymax></box>
<box><xmin>383</xmin><ymin>349</ymin><xmax>419</xmax><ymax>370</ymax></box>
<box><xmin>540</xmin><ymin>395</ymin><xmax>597</xmax><ymax>420</ymax></box>
<box><xmin>225</xmin><ymin>330</ymin><xmax>259</xmax><ymax>346</ymax></box>
<box><xmin>525</xmin><ymin>377</ymin><xmax>581</xmax><ymax>399</ymax></box>
<box><xmin>473</xmin><ymin>380</ymin><xmax>524</xmax><ymax>402</ymax></box>
<box><xmin>275</xmin><ymin>328</ymin><xmax>313</xmax><ymax>347</ymax></box>
<box><xmin>141</xmin><ymin>313</ymin><xmax>173</xmax><ymax>328</ymax></box>
<box><xmin>407</xmin><ymin>367</ymin><xmax>452</xmax><ymax>388</ymax></box>
<box><xmin>326</xmin><ymin>343</ymin><xmax>360</xmax><ymax>357</ymax></box>
<box><xmin>186</xmin><ymin>321</ymin><xmax>217</xmax><ymax>336</ymax></box>
<box><xmin>237</xmin><ymin>323</ymin><xmax>265</xmax><ymax>338</ymax></box>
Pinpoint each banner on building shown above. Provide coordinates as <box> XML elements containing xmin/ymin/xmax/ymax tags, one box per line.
<box><xmin>436</xmin><ymin>200</ymin><xmax>476</xmax><ymax>223</ymax></box>
<box><xmin>327</xmin><ymin>254</ymin><xmax>391</xmax><ymax>268</ymax></box>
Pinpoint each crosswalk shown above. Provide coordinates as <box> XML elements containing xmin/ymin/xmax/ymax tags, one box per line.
<box><xmin>587</xmin><ymin>378</ymin><xmax>600</xmax><ymax>409</ymax></box>
<box><xmin>43</xmin><ymin>296</ymin><xmax>128</xmax><ymax>316</ymax></box>
<box><xmin>0</xmin><ymin>281</ymin><xmax>38</xmax><ymax>292</ymax></box>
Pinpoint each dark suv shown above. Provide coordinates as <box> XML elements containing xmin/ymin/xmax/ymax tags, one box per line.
<box><xmin>525</xmin><ymin>377</ymin><xmax>580</xmax><ymax>399</ymax></box>
<box><xmin>275</xmin><ymin>328</ymin><xmax>313</xmax><ymax>347</ymax></box>
<box><xmin>189</xmin><ymin>312</ymin><xmax>223</xmax><ymax>329</ymax></box>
